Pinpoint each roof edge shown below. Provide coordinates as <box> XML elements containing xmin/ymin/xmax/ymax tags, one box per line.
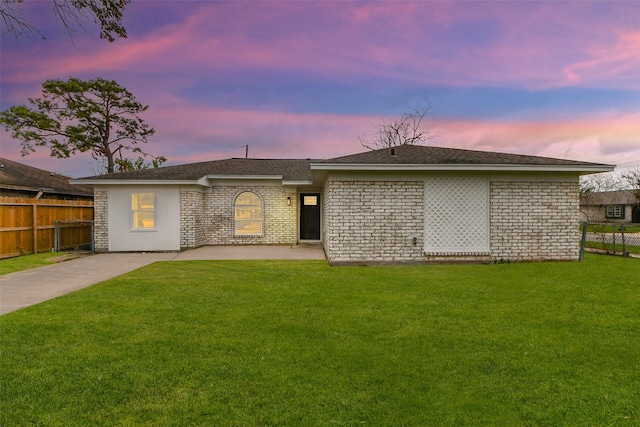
<box><xmin>70</xmin><ymin>179</ymin><xmax>199</xmax><ymax>185</ymax></box>
<box><xmin>310</xmin><ymin>163</ymin><xmax>615</xmax><ymax>173</ymax></box>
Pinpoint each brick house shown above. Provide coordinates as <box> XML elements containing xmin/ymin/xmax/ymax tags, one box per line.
<box><xmin>71</xmin><ymin>145</ymin><xmax>613</xmax><ymax>263</ymax></box>
<box><xmin>580</xmin><ymin>190</ymin><xmax>640</xmax><ymax>224</ymax></box>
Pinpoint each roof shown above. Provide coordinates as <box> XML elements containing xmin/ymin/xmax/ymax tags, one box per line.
<box><xmin>71</xmin><ymin>145</ymin><xmax>615</xmax><ymax>185</ymax></box>
<box><xmin>74</xmin><ymin>158</ymin><xmax>314</xmax><ymax>183</ymax></box>
<box><xmin>314</xmin><ymin>145</ymin><xmax>613</xmax><ymax>171</ymax></box>
<box><xmin>0</xmin><ymin>157</ymin><xmax>93</xmax><ymax>197</ymax></box>
<box><xmin>580</xmin><ymin>190</ymin><xmax>639</xmax><ymax>206</ymax></box>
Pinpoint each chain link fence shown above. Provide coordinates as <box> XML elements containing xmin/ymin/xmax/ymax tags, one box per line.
<box><xmin>579</xmin><ymin>222</ymin><xmax>640</xmax><ymax>259</ymax></box>
<box><xmin>54</xmin><ymin>220</ymin><xmax>94</xmax><ymax>253</ymax></box>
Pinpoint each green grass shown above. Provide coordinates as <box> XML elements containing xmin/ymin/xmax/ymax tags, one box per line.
<box><xmin>2</xmin><ymin>255</ymin><xmax>639</xmax><ymax>426</ymax></box>
<box><xmin>585</xmin><ymin>241</ymin><xmax>640</xmax><ymax>255</ymax></box>
<box><xmin>0</xmin><ymin>251</ymin><xmax>71</xmax><ymax>275</ymax></box>
<box><xmin>581</xmin><ymin>224</ymin><xmax>640</xmax><ymax>233</ymax></box>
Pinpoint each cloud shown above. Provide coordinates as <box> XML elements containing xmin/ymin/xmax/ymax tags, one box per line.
<box><xmin>3</xmin><ymin>1</ymin><xmax>639</xmax><ymax>90</ymax></box>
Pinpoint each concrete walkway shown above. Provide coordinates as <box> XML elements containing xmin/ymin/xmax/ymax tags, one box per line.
<box><xmin>0</xmin><ymin>245</ymin><xmax>325</xmax><ymax>315</ymax></box>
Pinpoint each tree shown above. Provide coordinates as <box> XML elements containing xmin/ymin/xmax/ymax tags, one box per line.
<box><xmin>1</xmin><ymin>0</ymin><xmax>129</xmax><ymax>42</ymax></box>
<box><xmin>579</xmin><ymin>172</ymin><xmax>626</xmax><ymax>197</ymax></box>
<box><xmin>0</xmin><ymin>77</ymin><xmax>165</xmax><ymax>174</ymax></box>
<box><xmin>621</xmin><ymin>167</ymin><xmax>640</xmax><ymax>203</ymax></box>
<box><xmin>359</xmin><ymin>103</ymin><xmax>435</xmax><ymax>150</ymax></box>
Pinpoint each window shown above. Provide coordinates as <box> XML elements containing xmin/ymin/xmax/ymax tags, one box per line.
<box><xmin>606</xmin><ymin>205</ymin><xmax>625</xmax><ymax>219</ymax></box>
<box><xmin>235</xmin><ymin>192</ymin><xmax>262</xmax><ymax>235</ymax></box>
<box><xmin>132</xmin><ymin>193</ymin><xmax>155</xmax><ymax>229</ymax></box>
<box><xmin>303</xmin><ymin>195</ymin><xmax>318</xmax><ymax>206</ymax></box>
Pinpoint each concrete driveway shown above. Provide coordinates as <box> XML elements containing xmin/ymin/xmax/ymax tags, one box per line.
<box><xmin>0</xmin><ymin>245</ymin><xmax>325</xmax><ymax>315</ymax></box>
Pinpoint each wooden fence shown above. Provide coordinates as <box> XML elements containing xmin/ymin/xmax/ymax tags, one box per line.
<box><xmin>0</xmin><ymin>197</ymin><xmax>94</xmax><ymax>258</ymax></box>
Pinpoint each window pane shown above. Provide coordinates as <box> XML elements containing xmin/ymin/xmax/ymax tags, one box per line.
<box><xmin>236</xmin><ymin>192</ymin><xmax>261</xmax><ymax>206</ymax></box>
<box><xmin>235</xmin><ymin>206</ymin><xmax>262</xmax><ymax>220</ymax></box>
<box><xmin>303</xmin><ymin>196</ymin><xmax>318</xmax><ymax>206</ymax></box>
<box><xmin>134</xmin><ymin>211</ymin><xmax>155</xmax><ymax>229</ymax></box>
<box><xmin>235</xmin><ymin>220</ymin><xmax>261</xmax><ymax>235</ymax></box>
<box><xmin>132</xmin><ymin>193</ymin><xmax>155</xmax><ymax>210</ymax></box>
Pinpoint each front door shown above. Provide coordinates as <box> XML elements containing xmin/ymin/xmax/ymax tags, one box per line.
<box><xmin>300</xmin><ymin>193</ymin><xmax>321</xmax><ymax>240</ymax></box>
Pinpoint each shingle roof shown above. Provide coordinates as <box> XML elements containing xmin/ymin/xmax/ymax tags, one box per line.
<box><xmin>0</xmin><ymin>157</ymin><xmax>93</xmax><ymax>197</ymax></box>
<box><xmin>319</xmin><ymin>145</ymin><xmax>609</xmax><ymax>166</ymax></box>
<box><xmin>76</xmin><ymin>158</ymin><xmax>315</xmax><ymax>181</ymax></box>
<box><xmin>73</xmin><ymin>145</ymin><xmax>613</xmax><ymax>183</ymax></box>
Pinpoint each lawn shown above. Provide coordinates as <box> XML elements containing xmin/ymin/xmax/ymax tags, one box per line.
<box><xmin>0</xmin><ymin>252</ymin><xmax>73</xmax><ymax>275</ymax></box>
<box><xmin>1</xmin><ymin>255</ymin><xmax>639</xmax><ymax>426</ymax></box>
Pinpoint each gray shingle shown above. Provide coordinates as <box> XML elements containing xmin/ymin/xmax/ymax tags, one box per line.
<box><xmin>0</xmin><ymin>157</ymin><xmax>93</xmax><ymax>197</ymax></box>
<box><xmin>319</xmin><ymin>145</ymin><xmax>610</xmax><ymax>166</ymax></box>
<box><xmin>76</xmin><ymin>158</ymin><xmax>315</xmax><ymax>181</ymax></box>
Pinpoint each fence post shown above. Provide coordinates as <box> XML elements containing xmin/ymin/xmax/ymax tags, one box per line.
<box><xmin>54</xmin><ymin>221</ymin><xmax>60</xmax><ymax>252</ymax></box>
<box><xmin>612</xmin><ymin>231</ymin><xmax>617</xmax><ymax>255</ymax></box>
<box><xmin>32</xmin><ymin>200</ymin><xmax>38</xmax><ymax>254</ymax></box>
<box><xmin>579</xmin><ymin>222</ymin><xmax>588</xmax><ymax>261</ymax></box>
<box><xmin>621</xmin><ymin>225</ymin><xmax>628</xmax><ymax>257</ymax></box>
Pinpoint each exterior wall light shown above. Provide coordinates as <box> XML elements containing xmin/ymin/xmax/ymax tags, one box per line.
<box><xmin>287</xmin><ymin>197</ymin><xmax>291</xmax><ymax>206</ymax></box>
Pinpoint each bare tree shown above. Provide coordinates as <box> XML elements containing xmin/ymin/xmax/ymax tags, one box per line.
<box><xmin>621</xmin><ymin>167</ymin><xmax>640</xmax><ymax>203</ymax></box>
<box><xmin>1</xmin><ymin>0</ymin><xmax>129</xmax><ymax>42</ymax></box>
<box><xmin>579</xmin><ymin>172</ymin><xmax>626</xmax><ymax>196</ymax></box>
<box><xmin>360</xmin><ymin>103</ymin><xmax>435</xmax><ymax>150</ymax></box>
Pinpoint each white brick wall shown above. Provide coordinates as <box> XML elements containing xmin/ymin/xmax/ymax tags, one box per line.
<box><xmin>490</xmin><ymin>181</ymin><xmax>580</xmax><ymax>261</ymax></box>
<box><xmin>324</xmin><ymin>180</ymin><xmax>424</xmax><ymax>263</ymax></box>
<box><xmin>93</xmin><ymin>188</ymin><xmax>108</xmax><ymax>252</ymax></box>
<box><xmin>180</xmin><ymin>189</ymin><xmax>206</xmax><ymax>248</ymax></box>
<box><xmin>201</xmin><ymin>185</ymin><xmax>298</xmax><ymax>245</ymax></box>
<box><xmin>324</xmin><ymin>176</ymin><xmax>580</xmax><ymax>264</ymax></box>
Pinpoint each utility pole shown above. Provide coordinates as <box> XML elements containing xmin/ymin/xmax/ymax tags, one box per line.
<box><xmin>244</xmin><ymin>145</ymin><xmax>249</xmax><ymax>159</ymax></box>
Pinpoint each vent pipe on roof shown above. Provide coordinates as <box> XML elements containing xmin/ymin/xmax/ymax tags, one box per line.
<box><xmin>390</xmin><ymin>147</ymin><xmax>396</xmax><ymax>156</ymax></box>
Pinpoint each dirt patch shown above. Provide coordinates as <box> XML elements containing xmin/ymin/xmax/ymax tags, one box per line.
<box><xmin>46</xmin><ymin>253</ymin><xmax>91</xmax><ymax>263</ymax></box>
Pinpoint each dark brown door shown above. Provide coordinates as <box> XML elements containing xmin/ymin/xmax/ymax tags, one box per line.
<box><xmin>300</xmin><ymin>193</ymin><xmax>321</xmax><ymax>240</ymax></box>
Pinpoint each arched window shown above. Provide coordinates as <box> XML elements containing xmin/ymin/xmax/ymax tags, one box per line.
<box><xmin>235</xmin><ymin>191</ymin><xmax>263</xmax><ymax>235</ymax></box>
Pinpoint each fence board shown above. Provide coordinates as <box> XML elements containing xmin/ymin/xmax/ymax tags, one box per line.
<box><xmin>0</xmin><ymin>197</ymin><xmax>94</xmax><ymax>258</ymax></box>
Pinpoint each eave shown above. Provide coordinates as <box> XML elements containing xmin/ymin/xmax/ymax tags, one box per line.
<box><xmin>310</xmin><ymin>163</ymin><xmax>615</xmax><ymax>174</ymax></box>
<box><xmin>69</xmin><ymin>179</ymin><xmax>198</xmax><ymax>185</ymax></box>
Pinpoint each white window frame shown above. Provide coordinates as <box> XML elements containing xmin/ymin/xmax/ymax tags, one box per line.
<box><xmin>131</xmin><ymin>192</ymin><xmax>156</xmax><ymax>231</ymax></box>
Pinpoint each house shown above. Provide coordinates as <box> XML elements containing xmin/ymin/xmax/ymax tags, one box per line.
<box><xmin>580</xmin><ymin>190</ymin><xmax>640</xmax><ymax>224</ymax></box>
<box><xmin>0</xmin><ymin>157</ymin><xmax>93</xmax><ymax>200</ymax></box>
<box><xmin>0</xmin><ymin>157</ymin><xmax>94</xmax><ymax>257</ymax></box>
<box><xmin>71</xmin><ymin>145</ymin><xmax>613</xmax><ymax>264</ymax></box>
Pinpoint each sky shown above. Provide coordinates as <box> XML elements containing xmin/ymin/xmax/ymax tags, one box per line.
<box><xmin>1</xmin><ymin>0</ymin><xmax>639</xmax><ymax>178</ymax></box>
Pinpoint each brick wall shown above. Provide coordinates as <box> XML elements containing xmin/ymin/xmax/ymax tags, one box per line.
<box><xmin>180</xmin><ymin>189</ymin><xmax>206</xmax><ymax>248</ymax></box>
<box><xmin>324</xmin><ymin>180</ymin><xmax>424</xmax><ymax>264</ymax></box>
<box><xmin>325</xmin><ymin>177</ymin><xmax>580</xmax><ymax>264</ymax></box>
<box><xmin>93</xmin><ymin>188</ymin><xmax>108</xmax><ymax>252</ymax></box>
<box><xmin>203</xmin><ymin>185</ymin><xmax>298</xmax><ymax>245</ymax></box>
<box><xmin>490</xmin><ymin>181</ymin><xmax>580</xmax><ymax>261</ymax></box>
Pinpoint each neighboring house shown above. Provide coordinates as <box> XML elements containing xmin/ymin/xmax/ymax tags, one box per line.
<box><xmin>580</xmin><ymin>190</ymin><xmax>640</xmax><ymax>224</ymax></box>
<box><xmin>0</xmin><ymin>157</ymin><xmax>94</xmax><ymax>257</ymax></box>
<box><xmin>71</xmin><ymin>145</ymin><xmax>613</xmax><ymax>264</ymax></box>
<box><xmin>0</xmin><ymin>157</ymin><xmax>93</xmax><ymax>200</ymax></box>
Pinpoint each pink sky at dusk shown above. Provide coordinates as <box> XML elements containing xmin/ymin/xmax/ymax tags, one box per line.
<box><xmin>1</xmin><ymin>1</ymin><xmax>639</xmax><ymax>178</ymax></box>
